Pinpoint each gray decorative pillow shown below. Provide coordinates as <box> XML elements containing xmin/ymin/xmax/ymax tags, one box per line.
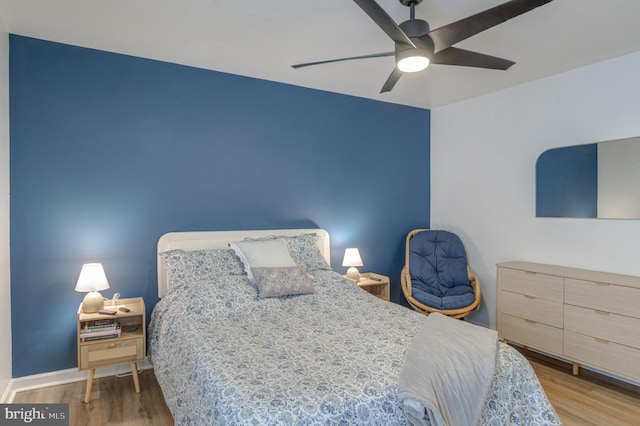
<box><xmin>243</xmin><ymin>233</ymin><xmax>331</xmax><ymax>271</ymax></box>
<box><xmin>251</xmin><ymin>266</ymin><xmax>315</xmax><ymax>298</ymax></box>
<box><xmin>160</xmin><ymin>249</ymin><xmax>246</xmax><ymax>290</ymax></box>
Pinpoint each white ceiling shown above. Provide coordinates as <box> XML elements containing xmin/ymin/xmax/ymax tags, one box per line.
<box><xmin>1</xmin><ymin>0</ymin><xmax>640</xmax><ymax>109</ymax></box>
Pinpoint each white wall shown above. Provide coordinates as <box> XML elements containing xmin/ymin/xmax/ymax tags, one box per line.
<box><xmin>0</xmin><ymin>23</ymin><xmax>11</xmax><ymax>399</ymax></box>
<box><xmin>431</xmin><ymin>50</ymin><xmax>640</xmax><ymax>328</ymax></box>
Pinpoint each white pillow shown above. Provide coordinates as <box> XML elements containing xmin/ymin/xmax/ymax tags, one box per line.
<box><xmin>229</xmin><ymin>239</ymin><xmax>297</xmax><ymax>281</ymax></box>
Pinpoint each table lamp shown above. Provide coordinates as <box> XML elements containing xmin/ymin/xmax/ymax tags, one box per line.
<box><xmin>75</xmin><ymin>263</ymin><xmax>110</xmax><ymax>313</ymax></box>
<box><xmin>342</xmin><ymin>248</ymin><xmax>363</xmax><ymax>282</ymax></box>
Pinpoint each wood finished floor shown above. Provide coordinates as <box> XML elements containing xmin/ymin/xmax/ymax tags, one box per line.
<box><xmin>524</xmin><ymin>348</ymin><xmax>640</xmax><ymax>426</ymax></box>
<box><xmin>13</xmin><ymin>354</ymin><xmax>640</xmax><ymax>426</ymax></box>
<box><xmin>13</xmin><ymin>370</ymin><xmax>173</xmax><ymax>426</ymax></box>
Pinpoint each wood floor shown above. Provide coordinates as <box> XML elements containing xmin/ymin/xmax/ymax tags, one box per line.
<box><xmin>13</xmin><ymin>354</ymin><xmax>640</xmax><ymax>426</ymax></box>
<box><xmin>524</xmin><ymin>349</ymin><xmax>640</xmax><ymax>426</ymax></box>
<box><xmin>13</xmin><ymin>370</ymin><xmax>173</xmax><ymax>426</ymax></box>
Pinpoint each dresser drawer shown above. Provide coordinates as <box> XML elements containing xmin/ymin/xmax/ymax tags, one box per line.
<box><xmin>501</xmin><ymin>313</ymin><xmax>563</xmax><ymax>355</ymax></box>
<box><xmin>79</xmin><ymin>337</ymin><xmax>144</xmax><ymax>370</ymax></box>
<box><xmin>500</xmin><ymin>290</ymin><xmax>563</xmax><ymax>328</ymax></box>
<box><xmin>565</xmin><ymin>278</ymin><xmax>640</xmax><ymax>319</ymax></box>
<box><xmin>501</xmin><ymin>268</ymin><xmax>564</xmax><ymax>301</ymax></box>
<box><xmin>564</xmin><ymin>330</ymin><xmax>640</xmax><ymax>382</ymax></box>
<box><xmin>564</xmin><ymin>304</ymin><xmax>640</xmax><ymax>350</ymax></box>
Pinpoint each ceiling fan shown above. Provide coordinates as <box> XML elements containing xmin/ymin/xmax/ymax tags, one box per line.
<box><xmin>292</xmin><ymin>0</ymin><xmax>554</xmax><ymax>93</ymax></box>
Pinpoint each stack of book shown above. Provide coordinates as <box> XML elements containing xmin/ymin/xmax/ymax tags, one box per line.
<box><xmin>80</xmin><ymin>318</ymin><xmax>121</xmax><ymax>341</ymax></box>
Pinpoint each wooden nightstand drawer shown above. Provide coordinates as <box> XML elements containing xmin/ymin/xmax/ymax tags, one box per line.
<box><xmin>79</xmin><ymin>337</ymin><xmax>144</xmax><ymax>370</ymax></box>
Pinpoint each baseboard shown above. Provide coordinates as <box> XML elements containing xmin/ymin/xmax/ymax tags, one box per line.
<box><xmin>0</xmin><ymin>379</ymin><xmax>11</xmax><ymax>404</ymax></box>
<box><xmin>1</xmin><ymin>359</ymin><xmax>153</xmax><ymax>403</ymax></box>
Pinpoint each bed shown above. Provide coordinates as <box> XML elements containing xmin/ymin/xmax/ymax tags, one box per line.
<box><xmin>149</xmin><ymin>229</ymin><xmax>560</xmax><ymax>425</ymax></box>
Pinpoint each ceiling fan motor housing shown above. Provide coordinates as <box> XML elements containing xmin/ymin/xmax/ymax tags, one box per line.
<box><xmin>399</xmin><ymin>18</ymin><xmax>430</xmax><ymax>38</ymax></box>
<box><xmin>397</xmin><ymin>19</ymin><xmax>433</xmax><ymax>57</ymax></box>
<box><xmin>399</xmin><ymin>0</ymin><xmax>423</xmax><ymax>7</ymax></box>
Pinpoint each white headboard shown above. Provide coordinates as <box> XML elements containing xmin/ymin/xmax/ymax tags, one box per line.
<box><xmin>156</xmin><ymin>228</ymin><xmax>330</xmax><ymax>298</ymax></box>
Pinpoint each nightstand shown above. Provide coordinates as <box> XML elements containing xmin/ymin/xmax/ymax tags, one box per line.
<box><xmin>350</xmin><ymin>272</ymin><xmax>390</xmax><ymax>301</ymax></box>
<box><xmin>77</xmin><ymin>297</ymin><xmax>146</xmax><ymax>403</ymax></box>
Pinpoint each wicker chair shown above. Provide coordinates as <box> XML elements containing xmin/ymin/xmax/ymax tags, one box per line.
<box><xmin>401</xmin><ymin>229</ymin><xmax>481</xmax><ymax>319</ymax></box>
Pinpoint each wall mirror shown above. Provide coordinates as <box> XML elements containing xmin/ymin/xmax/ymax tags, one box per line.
<box><xmin>536</xmin><ymin>137</ymin><xmax>640</xmax><ymax>219</ymax></box>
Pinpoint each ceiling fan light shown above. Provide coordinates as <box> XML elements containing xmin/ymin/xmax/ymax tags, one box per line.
<box><xmin>397</xmin><ymin>55</ymin><xmax>429</xmax><ymax>72</ymax></box>
<box><xmin>396</xmin><ymin>48</ymin><xmax>430</xmax><ymax>73</ymax></box>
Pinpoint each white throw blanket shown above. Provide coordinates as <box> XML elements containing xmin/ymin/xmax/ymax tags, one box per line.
<box><xmin>398</xmin><ymin>313</ymin><xmax>498</xmax><ymax>426</ymax></box>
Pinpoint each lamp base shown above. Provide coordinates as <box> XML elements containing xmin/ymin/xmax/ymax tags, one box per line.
<box><xmin>82</xmin><ymin>291</ymin><xmax>105</xmax><ymax>313</ymax></box>
<box><xmin>346</xmin><ymin>267</ymin><xmax>361</xmax><ymax>282</ymax></box>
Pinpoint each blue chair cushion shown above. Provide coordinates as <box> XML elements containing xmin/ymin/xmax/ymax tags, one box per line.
<box><xmin>409</xmin><ymin>230</ymin><xmax>475</xmax><ymax>310</ymax></box>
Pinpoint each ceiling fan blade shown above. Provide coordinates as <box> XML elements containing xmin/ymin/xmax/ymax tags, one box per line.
<box><xmin>380</xmin><ymin>67</ymin><xmax>403</xmax><ymax>93</ymax></box>
<box><xmin>431</xmin><ymin>47</ymin><xmax>515</xmax><ymax>70</ymax></box>
<box><xmin>291</xmin><ymin>52</ymin><xmax>394</xmax><ymax>69</ymax></box>
<box><xmin>352</xmin><ymin>0</ymin><xmax>416</xmax><ymax>48</ymax></box>
<box><xmin>428</xmin><ymin>0</ymin><xmax>554</xmax><ymax>52</ymax></box>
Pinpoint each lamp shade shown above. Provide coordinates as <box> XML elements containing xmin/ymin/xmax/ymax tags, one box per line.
<box><xmin>75</xmin><ymin>263</ymin><xmax>110</xmax><ymax>292</ymax></box>
<box><xmin>342</xmin><ymin>248</ymin><xmax>363</xmax><ymax>267</ymax></box>
<box><xmin>76</xmin><ymin>263</ymin><xmax>110</xmax><ymax>313</ymax></box>
<box><xmin>342</xmin><ymin>248</ymin><xmax>363</xmax><ymax>282</ymax></box>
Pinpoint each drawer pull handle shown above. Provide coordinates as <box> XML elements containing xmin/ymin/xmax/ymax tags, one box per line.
<box><xmin>594</xmin><ymin>337</ymin><xmax>609</xmax><ymax>344</ymax></box>
<box><xmin>524</xmin><ymin>294</ymin><xmax>536</xmax><ymax>299</ymax></box>
<box><xmin>596</xmin><ymin>282</ymin><xmax>610</xmax><ymax>287</ymax></box>
<box><xmin>525</xmin><ymin>319</ymin><xmax>536</xmax><ymax>324</ymax></box>
<box><xmin>109</xmin><ymin>343</ymin><xmax>116</xmax><ymax>349</ymax></box>
<box><xmin>595</xmin><ymin>309</ymin><xmax>609</xmax><ymax>315</ymax></box>
<box><xmin>525</xmin><ymin>271</ymin><xmax>537</xmax><ymax>275</ymax></box>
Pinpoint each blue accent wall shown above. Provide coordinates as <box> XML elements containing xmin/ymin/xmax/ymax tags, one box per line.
<box><xmin>10</xmin><ymin>35</ymin><xmax>430</xmax><ymax>377</ymax></box>
<box><xmin>536</xmin><ymin>144</ymin><xmax>598</xmax><ymax>218</ymax></box>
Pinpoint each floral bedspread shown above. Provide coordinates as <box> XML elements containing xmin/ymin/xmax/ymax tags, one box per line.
<box><xmin>148</xmin><ymin>270</ymin><xmax>559</xmax><ymax>425</ymax></box>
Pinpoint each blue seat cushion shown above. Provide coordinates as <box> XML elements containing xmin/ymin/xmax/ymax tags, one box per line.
<box><xmin>409</xmin><ymin>230</ymin><xmax>475</xmax><ymax>310</ymax></box>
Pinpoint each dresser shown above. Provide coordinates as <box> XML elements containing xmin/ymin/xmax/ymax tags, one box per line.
<box><xmin>497</xmin><ymin>261</ymin><xmax>640</xmax><ymax>383</ymax></box>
